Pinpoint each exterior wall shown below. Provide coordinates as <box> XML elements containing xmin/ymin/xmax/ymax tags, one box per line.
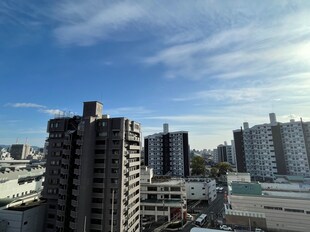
<box><xmin>0</xmin><ymin>203</ymin><xmax>45</xmax><ymax>232</ymax></box>
<box><xmin>0</xmin><ymin>167</ymin><xmax>44</xmax><ymax>199</ymax></box>
<box><xmin>185</xmin><ymin>178</ymin><xmax>217</xmax><ymax>202</ymax></box>
<box><xmin>233</xmin><ymin>129</ymin><xmax>246</xmax><ymax>172</ymax></box>
<box><xmin>231</xmin><ymin>140</ymin><xmax>236</xmax><ymax>165</ymax></box>
<box><xmin>281</xmin><ymin>121</ymin><xmax>310</xmax><ymax>176</ymax></box>
<box><xmin>228</xmin><ymin>194</ymin><xmax>310</xmax><ymax>232</ymax></box>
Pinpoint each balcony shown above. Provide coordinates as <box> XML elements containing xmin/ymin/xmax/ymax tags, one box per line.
<box><xmin>73</xmin><ymin>179</ymin><xmax>79</xmax><ymax>185</ymax></box>
<box><xmin>129</xmin><ymin>161</ymin><xmax>140</xmax><ymax>167</ymax></box>
<box><xmin>71</xmin><ymin>200</ymin><xmax>77</xmax><ymax>207</ymax></box>
<box><xmin>129</xmin><ymin>145</ymin><xmax>140</xmax><ymax>150</ymax></box>
<box><xmin>70</xmin><ymin>211</ymin><xmax>77</xmax><ymax>218</ymax></box>
<box><xmin>74</xmin><ymin>159</ymin><xmax>81</xmax><ymax>165</ymax></box>
<box><xmin>69</xmin><ymin>222</ymin><xmax>76</xmax><ymax>230</ymax></box>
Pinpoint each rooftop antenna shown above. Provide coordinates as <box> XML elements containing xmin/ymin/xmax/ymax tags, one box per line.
<box><xmin>16</xmin><ymin>138</ymin><xmax>19</xmax><ymax>144</ymax></box>
<box><xmin>25</xmin><ymin>137</ymin><xmax>28</xmax><ymax>145</ymax></box>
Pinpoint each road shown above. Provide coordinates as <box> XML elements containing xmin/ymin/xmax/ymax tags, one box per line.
<box><xmin>175</xmin><ymin>191</ymin><xmax>225</xmax><ymax>232</ymax></box>
<box><xmin>144</xmin><ymin>188</ymin><xmax>226</xmax><ymax>232</ymax></box>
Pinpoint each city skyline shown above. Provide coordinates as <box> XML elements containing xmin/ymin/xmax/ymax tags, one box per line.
<box><xmin>1</xmin><ymin>1</ymin><xmax>310</xmax><ymax>149</ymax></box>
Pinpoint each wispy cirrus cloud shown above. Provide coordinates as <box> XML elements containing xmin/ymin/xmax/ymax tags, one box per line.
<box><xmin>107</xmin><ymin>106</ymin><xmax>153</xmax><ymax>116</ymax></box>
<box><xmin>6</xmin><ymin>102</ymin><xmax>64</xmax><ymax>116</ymax></box>
<box><xmin>6</xmin><ymin>102</ymin><xmax>45</xmax><ymax>108</ymax></box>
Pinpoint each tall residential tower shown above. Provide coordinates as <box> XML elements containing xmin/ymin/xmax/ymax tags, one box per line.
<box><xmin>144</xmin><ymin>124</ymin><xmax>190</xmax><ymax>177</ymax></box>
<box><xmin>43</xmin><ymin>101</ymin><xmax>141</xmax><ymax>232</ymax></box>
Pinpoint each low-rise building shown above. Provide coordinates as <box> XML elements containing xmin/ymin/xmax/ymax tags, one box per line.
<box><xmin>0</xmin><ymin>194</ymin><xmax>45</xmax><ymax>232</ymax></box>
<box><xmin>227</xmin><ymin>172</ymin><xmax>251</xmax><ymax>186</ymax></box>
<box><xmin>225</xmin><ymin>181</ymin><xmax>310</xmax><ymax>232</ymax></box>
<box><xmin>140</xmin><ymin>167</ymin><xmax>186</xmax><ymax>222</ymax></box>
<box><xmin>0</xmin><ymin>166</ymin><xmax>44</xmax><ymax>199</ymax></box>
<box><xmin>185</xmin><ymin>177</ymin><xmax>217</xmax><ymax>203</ymax></box>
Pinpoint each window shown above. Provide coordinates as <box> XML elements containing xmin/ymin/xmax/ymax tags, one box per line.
<box><xmin>91</xmin><ymin>219</ymin><xmax>102</xmax><ymax>225</ymax></box>
<box><xmin>94</xmin><ymin>159</ymin><xmax>105</xmax><ymax>163</ymax></box>
<box><xmin>93</xmin><ymin>178</ymin><xmax>104</xmax><ymax>183</ymax></box>
<box><xmin>171</xmin><ymin>187</ymin><xmax>180</xmax><ymax>191</ymax></box>
<box><xmin>94</xmin><ymin>168</ymin><xmax>104</xmax><ymax>173</ymax></box>
<box><xmin>93</xmin><ymin>188</ymin><xmax>103</xmax><ymax>193</ymax></box>
<box><xmin>92</xmin><ymin>198</ymin><xmax>103</xmax><ymax>203</ymax></box>
<box><xmin>147</xmin><ymin>187</ymin><xmax>157</xmax><ymax>191</ymax></box>
<box><xmin>264</xmin><ymin>206</ymin><xmax>283</xmax><ymax>210</ymax></box>
<box><xmin>284</xmin><ymin>208</ymin><xmax>304</xmax><ymax>213</ymax></box>
<box><xmin>92</xmin><ymin>208</ymin><xmax>103</xmax><ymax>214</ymax></box>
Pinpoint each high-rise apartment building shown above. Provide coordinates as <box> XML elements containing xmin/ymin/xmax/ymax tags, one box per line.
<box><xmin>233</xmin><ymin>113</ymin><xmax>310</xmax><ymax>180</ymax></box>
<box><xmin>216</xmin><ymin>141</ymin><xmax>234</xmax><ymax>164</ymax></box>
<box><xmin>10</xmin><ymin>144</ymin><xmax>30</xmax><ymax>159</ymax></box>
<box><xmin>233</xmin><ymin>128</ymin><xmax>247</xmax><ymax>172</ymax></box>
<box><xmin>144</xmin><ymin>124</ymin><xmax>190</xmax><ymax>177</ymax></box>
<box><xmin>43</xmin><ymin>101</ymin><xmax>141</xmax><ymax>232</ymax></box>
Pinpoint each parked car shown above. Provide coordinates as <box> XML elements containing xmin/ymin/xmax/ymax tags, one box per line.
<box><xmin>220</xmin><ymin>225</ymin><xmax>233</xmax><ymax>231</ymax></box>
<box><xmin>255</xmin><ymin>228</ymin><xmax>265</xmax><ymax>232</ymax></box>
<box><xmin>186</xmin><ymin>213</ymin><xmax>194</xmax><ymax>221</ymax></box>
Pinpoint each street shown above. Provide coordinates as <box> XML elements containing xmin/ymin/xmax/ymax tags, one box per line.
<box><xmin>161</xmin><ymin>190</ymin><xmax>225</xmax><ymax>232</ymax></box>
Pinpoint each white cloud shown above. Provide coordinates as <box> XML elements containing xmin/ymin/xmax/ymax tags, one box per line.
<box><xmin>107</xmin><ymin>106</ymin><xmax>153</xmax><ymax>116</ymax></box>
<box><xmin>6</xmin><ymin>102</ymin><xmax>65</xmax><ymax>117</ymax></box>
<box><xmin>6</xmin><ymin>102</ymin><xmax>45</xmax><ymax>108</ymax></box>
<box><xmin>39</xmin><ymin>109</ymin><xmax>65</xmax><ymax>116</ymax></box>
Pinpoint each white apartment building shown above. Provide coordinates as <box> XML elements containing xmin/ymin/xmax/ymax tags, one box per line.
<box><xmin>0</xmin><ymin>166</ymin><xmax>44</xmax><ymax>199</ymax></box>
<box><xmin>225</xmin><ymin>181</ymin><xmax>310</xmax><ymax>232</ymax></box>
<box><xmin>243</xmin><ymin>122</ymin><xmax>278</xmax><ymax>180</ymax></box>
<box><xmin>140</xmin><ymin>167</ymin><xmax>187</xmax><ymax>222</ymax></box>
<box><xmin>185</xmin><ymin>178</ymin><xmax>217</xmax><ymax>202</ymax></box>
<box><xmin>281</xmin><ymin>120</ymin><xmax>310</xmax><ymax>176</ymax></box>
<box><xmin>239</xmin><ymin>113</ymin><xmax>310</xmax><ymax>180</ymax></box>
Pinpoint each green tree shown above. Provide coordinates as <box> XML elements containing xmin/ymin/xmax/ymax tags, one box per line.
<box><xmin>215</xmin><ymin>162</ymin><xmax>232</xmax><ymax>175</ymax></box>
<box><xmin>210</xmin><ymin>167</ymin><xmax>219</xmax><ymax>178</ymax></box>
<box><xmin>191</xmin><ymin>156</ymin><xmax>206</xmax><ymax>176</ymax></box>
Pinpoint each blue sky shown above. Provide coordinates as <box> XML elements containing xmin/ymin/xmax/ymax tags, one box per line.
<box><xmin>1</xmin><ymin>1</ymin><xmax>310</xmax><ymax>149</ymax></box>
